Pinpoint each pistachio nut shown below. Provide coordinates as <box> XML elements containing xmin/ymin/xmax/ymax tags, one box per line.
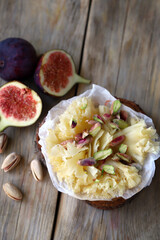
<box><xmin>102</xmin><ymin>165</ymin><xmax>115</xmax><ymax>175</ymax></box>
<box><xmin>110</xmin><ymin>99</ymin><xmax>121</xmax><ymax>115</ymax></box>
<box><xmin>116</xmin><ymin>153</ymin><xmax>132</xmax><ymax>163</ymax></box>
<box><xmin>78</xmin><ymin>157</ymin><xmax>96</xmax><ymax>166</ymax></box>
<box><xmin>93</xmin><ymin>148</ymin><xmax>113</xmax><ymax>161</ymax></box>
<box><xmin>0</xmin><ymin>133</ymin><xmax>8</xmax><ymax>153</ymax></box>
<box><xmin>89</xmin><ymin>122</ymin><xmax>101</xmax><ymax>137</ymax></box>
<box><xmin>3</xmin><ymin>183</ymin><xmax>23</xmax><ymax>201</ymax></box>
<box><xmin>30</xmin><ymin>159</ymin><xmax>43</xmax><ymax>181</ymax></box>
<box><xmin>1</xmin><ymin>152</ymin><xmax>21</xmax><ymax>172</ymax></box>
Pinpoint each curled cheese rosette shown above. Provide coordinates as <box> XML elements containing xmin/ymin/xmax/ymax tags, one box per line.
<box><xmin>38</xmin><ymin>85</ymin><xmax>160</xmax><ymax>204</ymax></box>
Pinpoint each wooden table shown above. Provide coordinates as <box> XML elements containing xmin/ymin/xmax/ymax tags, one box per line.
<box><xmin>0</xmin><ymin>0</ymin><xmax>160</xmax><ymax>239</ymax></box>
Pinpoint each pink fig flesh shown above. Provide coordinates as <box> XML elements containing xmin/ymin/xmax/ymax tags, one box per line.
<box><xmin>40</xmin><ymin>51</ymin><xmax>72</xmax><ymax>93</ymax></box>
<box><xmin>0</xmin><ymin>86</ymin><xmax>37</xmax><ymax>121</ymax></box>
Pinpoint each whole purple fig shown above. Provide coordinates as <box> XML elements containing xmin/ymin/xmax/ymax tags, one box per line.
<box><xmin>0</xmin><ymin>38</ymin><xmax>37</xmax><ymax>81</ymax></box>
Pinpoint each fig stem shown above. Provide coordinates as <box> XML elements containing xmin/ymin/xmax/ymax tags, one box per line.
<box><xmin>74</xmin><ymin>73</ymin><xmax>91</xmax><ymax>84</ymax></box>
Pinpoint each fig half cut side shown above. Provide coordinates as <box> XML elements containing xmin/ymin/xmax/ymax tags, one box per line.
<box><xmin>0</xmin><ymin>81</ymin><xmax>42</xmax><ymax>131</ymax></box>
<box><xmin>34</xmin><ymin>50</ymin><xmax>90</xmax><ymax>97</ymax></box>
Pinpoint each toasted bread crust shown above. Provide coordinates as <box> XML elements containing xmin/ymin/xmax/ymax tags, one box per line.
<box><xmin>36</xmin><ymin>98</ymin><xmax>144</xmax><ymax>209</ymax></box>
<box><xmin>86</xmin><ymin>197</ymin><xmax>126</xmax><ymax>209</ymax></box>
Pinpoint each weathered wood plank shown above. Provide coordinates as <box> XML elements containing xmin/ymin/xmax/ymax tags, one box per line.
<box><xmin>114</xmin><ymin>1</ymin><xmax>160</xmax><ymax>239</ymax></box>
<box><xmin>115</xmin><ymin>0</ymin><xmax>160</xmax><ymax>131</ymax></box>
<box><xmin>54</xmin><ymin>1</ymin><xmax>129</xmax><ymax>240</ymax></box>
<box><xmin>0</xmin><ymin>0</ymin><xmax>90</xmax><ymax>240</ymax></box>
<box><xmin>55</xmin><ymin>1</ymin><xmax>160</xmax><ymax>240</ymax></box>
<box><xmin>77</xmin><ymin>0</ymin><xmax>129</xmax><ymax>95</ymax></box>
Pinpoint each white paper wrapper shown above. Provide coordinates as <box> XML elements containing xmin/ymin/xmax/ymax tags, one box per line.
<box><xmin>39</xmin><ymin>84</ymin><xmax>160</xmax><ymax>201</ymax></box>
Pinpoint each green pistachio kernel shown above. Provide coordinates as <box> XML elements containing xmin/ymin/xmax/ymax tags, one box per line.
<box><xmin>103</xmin><ymin>165</ymin><xmax>115</xmax><ymax>175</ymax></box>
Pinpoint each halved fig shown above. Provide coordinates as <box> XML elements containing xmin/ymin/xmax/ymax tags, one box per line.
<box><xmin>0</xmin><ymin>81</ymin><xmax>42</xmax><ymax>131</ymax></box>
<box><xmin>34</xmin><ymin>50</ymin><xmax>90</xmax><ymax>97</ymax></box>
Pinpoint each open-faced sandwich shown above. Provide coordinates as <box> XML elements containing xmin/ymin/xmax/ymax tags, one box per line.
<box><xmin>37</xmin><ymin>85</ymin><xmax>160</xmax><ymax>209</ymax></box>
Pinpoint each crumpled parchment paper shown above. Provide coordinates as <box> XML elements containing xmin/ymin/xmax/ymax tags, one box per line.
<box><xmin>39</xmin><ymin>84</ymin><xmax>160</xmax><ymax>200</ymax></box>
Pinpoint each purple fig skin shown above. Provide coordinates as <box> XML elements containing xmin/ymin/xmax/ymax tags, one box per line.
<box><xmin>0</xmin><ymin>38</ymin><xmax>37</xmax><ymax>81</ymax></box>
<box><xmin>34</xmin><ymin>57</ymin><xmax>44</xmax><ymax>91</ymax></box>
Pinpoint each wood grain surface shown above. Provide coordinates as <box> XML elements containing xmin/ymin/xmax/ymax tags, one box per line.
<box><xmin>1</xmin><ymin>0</ymin><xmax>160</xmax><ymax>240</ymax></box>
<box><xmin>54</xmin><ymin>1</ymin><xmax>160</xmax><ymax>240</ymax></box>
<box><xmin>0</xmin><ymin>0</ymin><xmax>90</xmax><ymax>240</ymax></box>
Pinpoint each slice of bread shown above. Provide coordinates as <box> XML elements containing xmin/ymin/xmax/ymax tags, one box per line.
<box><xmin>36</xmin><ymin>98</ymin><xmax>144</xmax><ymax>209</ymax></box>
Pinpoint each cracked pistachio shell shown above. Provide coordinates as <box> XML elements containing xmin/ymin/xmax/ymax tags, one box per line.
<box><xmin>30</xmin><ymin>160</ymin><xmax>43</xmax><ymax>181</ymax></box>
<box><xmin>3</xmin><ymin>183</ymin><xmax>23</xmax><ymax>201</ymax></box>
<box><xmin>1</xmin><ymin>152</ymin><xmax>21</xmax><ymax>172</ymax></box>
